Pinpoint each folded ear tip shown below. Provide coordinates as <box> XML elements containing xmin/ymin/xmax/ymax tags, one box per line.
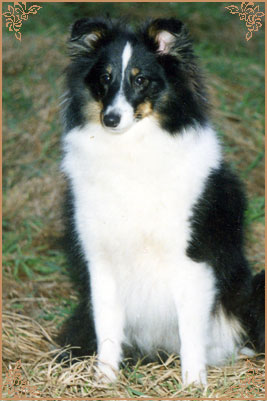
<box><xmin>152</xmin><ymin>18</ymin><xmax>185</xmax><ymax>34</ymax></box>
<box><xmin>68</xmin><ymin>18</ymin><xmax>111</xmax><ymax>56</ymax></box>
<box><xmin>70</xmin><ymin>18</ymin><xmax>89</xmax><ymax>40</ymax></box>
<box><xmin>144</xmin><ymin>18</ymin><xmax>190</xmax><ymax>56</ymax></box>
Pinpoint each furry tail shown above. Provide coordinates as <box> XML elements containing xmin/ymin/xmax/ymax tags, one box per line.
<box><xmin>57</xmin><ymin>300</ymin><xmax>97</xmax><ymax>360</ymax></box>
<box><xmin>244</xmin><ymin>270</ymin><xmax>265</xmax><ymax>353</ymax></box>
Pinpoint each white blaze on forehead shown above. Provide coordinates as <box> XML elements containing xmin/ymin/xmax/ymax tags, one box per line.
<box><xmin>105</xmin><ymin>42</ymin><xmax>134</xmax><ymax>132</ymax></box>
<box><xmin>121</xmin><ymin>42</ymin><xmax>132</xmax><ymax>80</ymax></box>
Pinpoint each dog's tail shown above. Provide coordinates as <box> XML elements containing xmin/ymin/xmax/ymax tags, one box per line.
<box><xmin>244</xmin><ymin>270</ymin><xmax>265</xmax><ymax>353</ymax></box>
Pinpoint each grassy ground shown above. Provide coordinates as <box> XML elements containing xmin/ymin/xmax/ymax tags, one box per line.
<box><xmin>2</xmin><ymin>2</ymin><xmax>265</xmax><ymax>399</ymax></box>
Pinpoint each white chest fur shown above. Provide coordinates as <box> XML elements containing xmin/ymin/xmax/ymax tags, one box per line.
<box><xmin>62</xmin><ymin>118</ymin><xmax>221</xmax><ymax>254</ymax></box>
<box><xmin>62</xmin><ymin>118</ymin><xmax>222</xmax><ymax>368</ymax></box>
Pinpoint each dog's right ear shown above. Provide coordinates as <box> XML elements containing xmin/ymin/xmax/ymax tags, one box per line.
<box><xmin>68</xmin><ymin>18</ymin><xmax>109</xmax><ymax>57</ymax></box>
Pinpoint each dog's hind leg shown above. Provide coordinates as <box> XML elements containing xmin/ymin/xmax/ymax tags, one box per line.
<box><xmin>57</xmin><ymin>299</ymin><xmax>97</xmax><ymax>360</ymax></box>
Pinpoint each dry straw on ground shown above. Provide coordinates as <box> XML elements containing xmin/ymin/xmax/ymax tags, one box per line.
<box><xmin>2</xmin><ymin>309</ymin><xmax>265</xmax><ymax>398</ymax></box>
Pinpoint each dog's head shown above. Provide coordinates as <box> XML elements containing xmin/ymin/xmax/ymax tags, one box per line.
<box><xmin>64</xmin><ymin>18</ymin><xmax>208</xmax><ymax>134</ymax></box>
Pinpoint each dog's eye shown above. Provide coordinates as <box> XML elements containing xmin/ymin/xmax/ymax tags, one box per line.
<box><xmin>135</xmin><ymin>75</ymin><xmax>147</xmax><ymax>87</ymax></box>
<box><xmin>100</xmin><ymin>73</ymin><xmax>111</xmax><ymax>85</ymax></box>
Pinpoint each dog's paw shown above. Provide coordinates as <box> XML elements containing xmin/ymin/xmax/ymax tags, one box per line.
<box><xmin>182</xmin><ymin>366</ymin><xmax>207</xmax><ymax>387</ymax></box>
<box><xmin>95</xmin><ymin>361</ymin><xmax>118</xmax><ymax>384</ymax></box>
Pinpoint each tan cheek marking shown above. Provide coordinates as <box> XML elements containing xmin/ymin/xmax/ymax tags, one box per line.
<box><xmin>152</xmin><ymin>111</ymin><xmax>163</xmax><ymax>124</ymax></box>
<box><xmin>135</xmin><ymin>101</ymin><xmax>153</xmax><ymax>120</ymax></box>
<box><xmin>152</xmin><ymin>94</ymin><xmax>169</xmax><ymax>124</ymax></box>
<box><xmin>85</xmin><ymin>100</ymin><xmax>103</xmax><ymax>124</ymax></box>
<box><xmin>131</xmin><ymin>67</ymin><xmax>140</xmax><ymax>76</ymax></box>
<box><xmin>153</xmin><ymin>109</ymin><xmax>169</xmax><ymax>127</ymax></box>
<box><xmin>106</xmin><ymin>65</ymin><xmax>112</xmax><ymax>74</ymax></box>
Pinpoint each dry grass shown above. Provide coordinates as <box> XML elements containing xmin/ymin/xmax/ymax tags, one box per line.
<box><xmin>2</xmin><ymin>310</ymin><xmax>265</xmax><ymax>399</ymax></box>
<box><xmin>2</xmin><ymin>3</ymin><xmax>265</xmax><ymax>399</ymax></box>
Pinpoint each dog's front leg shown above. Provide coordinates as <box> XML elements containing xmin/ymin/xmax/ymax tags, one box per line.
<box><xmin>171</xmin><ymin>261</ymin><xmax>215</xmax><ymax>386</ymax></box>
<box><xmin>90</xmin><ymin>263</ymin><xmax>124</xmax><ymax>382</ymax></box>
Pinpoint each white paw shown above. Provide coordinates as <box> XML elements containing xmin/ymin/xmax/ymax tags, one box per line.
<box><xmin>95</xmin><ymin>360</ymin><xmax>118</xmax><ymax>383</ymax></box>
<box><xmin>240</xmin><ymin>347</ymin><xmax>256</xmax><ymax>357</ymax></box>
<box><xmin>182</xmin><ymin>366</ymin><xmax>207</xmax><ymax>387</ymax></box>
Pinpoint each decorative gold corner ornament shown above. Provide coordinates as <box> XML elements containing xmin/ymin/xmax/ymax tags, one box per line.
<box><xmin>2</xmin><ymin>1</ymin><xmax>42</xmax><ymax>41</ymax></box>
<box><xmin>225</xmin><ymin>1</ymin><xmax>265</xmax><ymax>41</ymax></box>
<box><xmin>3</xmin><ymin>359</ymin><xmax>39</xmax><ymax>397</ymax></box>
<box><xmin>222</xmin><ymin>359</ymin><xmax>264</xmax><ymax>397</ymax></box>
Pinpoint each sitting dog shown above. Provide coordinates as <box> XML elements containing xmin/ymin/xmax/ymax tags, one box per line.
<box><xmin>58</xmin><ymin>17</ymin><xmax>265</xmax><ymax>385</ymax></box>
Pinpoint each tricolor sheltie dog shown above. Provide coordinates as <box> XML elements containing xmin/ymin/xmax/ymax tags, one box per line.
<box><xmin>59</xmin><ymin>18</ymin><xmax>265</xmax><ymax>385</ymax></box>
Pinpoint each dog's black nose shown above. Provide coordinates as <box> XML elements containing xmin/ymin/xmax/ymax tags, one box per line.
<box><xmin>103</xmin><ymin>113</ymin><xmax>121</xmax><ymax>128</ymax></box>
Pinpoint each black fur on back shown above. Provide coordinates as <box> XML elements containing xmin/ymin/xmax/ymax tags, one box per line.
<box><xmin>187</xmin><ymin>163</ymin><xmax>252</xmax><ymax>316</ymax></box>
<box><xmin>243</xmin><ymin>270</ymin><xmax>265</xmax><ymax>353</ymax></box>
<box><xmin>187</xmin><ymin>163</ymin><xmax>265</xmax><ymax>351</ymax></box>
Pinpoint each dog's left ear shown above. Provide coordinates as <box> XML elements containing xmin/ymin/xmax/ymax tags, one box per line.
<box><xmin>143</xmin><ymin>18</ymin><xmax>191</xmax><ymax>57</ymax></box>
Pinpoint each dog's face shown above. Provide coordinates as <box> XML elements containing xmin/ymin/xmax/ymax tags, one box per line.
<box><xmin>85</xmin><ymin>39</ymin><xmax>166</xmax><ymax>132</ymax></box>
<box><xmin>65</xmin><ymin>18</ymin><xmax>208</xmax><ymax>134</ymax></box>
